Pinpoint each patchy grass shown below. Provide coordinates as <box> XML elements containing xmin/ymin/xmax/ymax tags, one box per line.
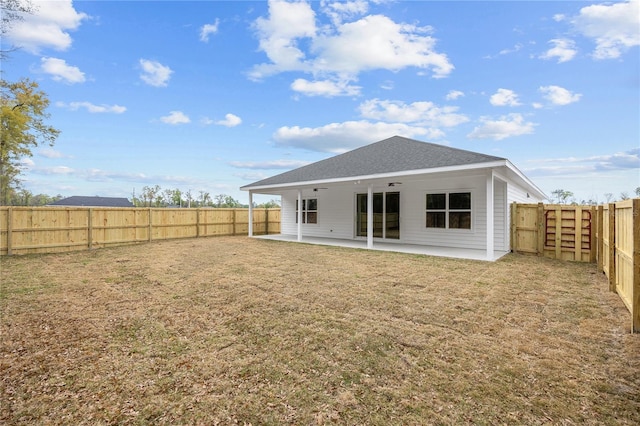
<box><xmin>1</xmin><ymin>236</ymin><xmax>638</xmax><ymax>425</ymax></box>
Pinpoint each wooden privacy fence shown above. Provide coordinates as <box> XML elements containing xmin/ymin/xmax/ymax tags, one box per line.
<box><xmin>511</xmin><ymin>201</ymin><xmax>639</xmax><ymax>332</ymax></box>
<box><xmin>0</xmin><ymin>207</ymin><xmax>280</xmax><ymax>256</ymax></box>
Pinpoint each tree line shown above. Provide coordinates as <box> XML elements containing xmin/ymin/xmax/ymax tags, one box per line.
<box><xmin>550</xmin><ymin>188</ymin><xmax>640</xmax><ymax>205</ymax></box>
<box><xmin>131</xmin><ymin>185</ymin><xmax>279</xmax><ymax>208</ymax></box>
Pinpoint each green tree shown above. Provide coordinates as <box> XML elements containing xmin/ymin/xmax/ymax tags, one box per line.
<box><xmin>258</xmin><ymin>199</ymin><xmax>280</xmax><ymax>208</ymax></box>
<box><xmin>0</xmin><ymin>78</ymin><xmax>60</xmax><ymax>205</ymax></box>
<box><xmin>140</xmin><ymin>185</ymin><xmax>161</xmax><ymax>207</ymax></box>
<box><xmin>635</xmin><ymin>187</ymin><xmax>640</xmax><ymax>197</ymax></box>
<box><xmin>551</xmin><ymin>189</ymin><xmax>573</xmax><ymax>205</ymax></box>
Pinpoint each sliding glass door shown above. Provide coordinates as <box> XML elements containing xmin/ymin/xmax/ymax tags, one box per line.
<box><xmin>356</xmin><ymin>192</ymin><xmax>399</xmax><ymax>239</ymax></box>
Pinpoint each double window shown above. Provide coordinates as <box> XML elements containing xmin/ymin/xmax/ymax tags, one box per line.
<box><xmin>296</xmin><ymin>198</ymin><xmax>318</xmax><ymax>224</ymax></box>
<box><xmin>426</xmin><ymin>192</ymin><xmax>471</xmax><ymax>229</ymax></box>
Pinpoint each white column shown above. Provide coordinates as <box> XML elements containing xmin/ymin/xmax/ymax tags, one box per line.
<box><xmin>248</xmin><ymin>191</ymin><xmax>254</xmax><ymax>237</ymax></box>
<box><xmin>367</xmin><ymin>184</ymin><xmax>373</xmax><ymax>249</ymax></box>
<box><xmin>486</xmin><ymin>172</ymin><xmax>494</xmax><ymax>260</ymax></box>
<box><xmin>297</xmin><ymin>190</ymin><xmax>303</xmax><ymax>242</ymax></box>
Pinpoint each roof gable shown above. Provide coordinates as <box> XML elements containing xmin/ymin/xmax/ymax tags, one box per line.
<box><xmin>242</xmin><ymin>136</ymin><xmax>505</xmax><ymax>189</ymax></box>
<box><xmin>50</xmin><ymin>196</ymin><xmax>134</xmax><ymax>207</ymax></box>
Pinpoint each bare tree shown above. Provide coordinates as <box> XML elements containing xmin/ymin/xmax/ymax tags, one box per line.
<box><xmin>1</xmin><ymin>0</ymin><xmax>36</xmax><ymax>59</ymax></box>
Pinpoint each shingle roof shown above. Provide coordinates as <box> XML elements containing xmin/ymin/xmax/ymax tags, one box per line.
<box><xmin>49</xmin><ymin>196</ymin><xmax>134</xmax><ymax>207</ymax></box>
<box><xmin>242</xmin><ymin>136</ymin><xmax>505</xmax><ymax>189</ymax></box>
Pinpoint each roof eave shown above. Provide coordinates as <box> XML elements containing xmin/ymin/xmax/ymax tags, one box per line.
<box><xmin>241</xmin><ymin>160</ymin><xmax>509</xmax><ymax>192</ymax></box>
<box><xmin>503</xmin><ymin>160</ymin><xmax>548</xmax><ymax>200</ymax></box>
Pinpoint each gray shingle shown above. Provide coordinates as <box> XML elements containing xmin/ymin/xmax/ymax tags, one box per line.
<box><xmin>242</xmin><ymin>136</ymin><xmax>505</xmax><ymax>188</ymax></box>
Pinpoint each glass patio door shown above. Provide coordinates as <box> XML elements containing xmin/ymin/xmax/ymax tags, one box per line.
<box><xmin>356</xmin><ymin>192</ymin><xmax>399</xmax><ymax>239</ymax></box>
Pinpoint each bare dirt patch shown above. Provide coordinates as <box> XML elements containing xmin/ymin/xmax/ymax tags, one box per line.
<box><xmin>1</xmin><ymin>236</ymin><xmax>639</xmax><ymax>425</ymax></box>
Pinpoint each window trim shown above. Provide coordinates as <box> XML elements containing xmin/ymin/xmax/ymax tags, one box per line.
<box><xmin>296</xmin><ymin>198</ymin><xmax>318</xmax><ymax>224</ymax></box>
<box><xmin>425</xmin><ymin>191</ymin><xmax>472</xmax><ymax>230</ymax></box>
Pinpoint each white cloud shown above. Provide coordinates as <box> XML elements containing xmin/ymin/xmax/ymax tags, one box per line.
<box><xmin>445</xmin><ymin>90</ymin><xmax>464</xmax><ymax>101</ymax></box>
<box><xmin>525</xmin><ymin>148</ymin><xmax>640</xmax><ymax>174</ymax></box>
<box><xmin>20</xmin><ymin>158</ymin><xmax>35</xmax><ymax>168</ymax></box>
<box><xmin>313</xmin><ymin>15</ymin><xmax>452</xmax><ymax>77</ymax></box>
<box><xmin>215</xmin><ymin>113</ymin><xmax>242</xmax><ymax>127</ymax></box>
<box><xmin>160</xmin><ymin>111</ymin><xmax>191</xmax><ymax>125</ymax></box>
<box><xmin>358</xmin><ymin>99</ymin><xmax>468</xmax><ymax>128</ymax></box>
<box><xmin>4</xmin><ymin>0</ymin><xmax>88</xmax><ymax>53</ymax></box>
<box><xmin>39</xmin><ymin>57</ymin><xmax>85</xmax><ymax>83</ymax></box>
<box><xmin>498</xmin><ymin>43</ymin><xmax>523</xmax><ymax>56</ymax></box>
<box><xmin>539</xmin><ymin>85</ymin><xmax>582</xmax><ymax>106</ymax></box>
<box><xmin>572</xmin><ymin>0</ymin><xmax>640</xmax><ymax>59</ymax></box>
<box><xmin>228</xmin><ymin>159</ymin><xmax>311</xmax><ymax>169</ymax></box>
<box><xmin>57</xmin><ymin>101</ymin><xmax>126</xmax><ymax>114</ymax></box>
<box><xmin>539</xmin><ymin>38</ymin><xmax>577</xmax><ymax>63</ymax></box>
<box><xmin>139</xmin><ymin>59</ymin><xmax>173</xmax><ymax>87</ymax></box>
<box><xmin>467</xmin><ymin>113</ymin><xmax>536</xmax><ymax>141</ymax></box>
<box><xmin>291</xmin><ymin>78</ymin><xmax>361</xmax><ymax>97</ymax></box>
<box><xmin>251</xmin><ymin>0</ymin><xmax>317</xmax><ymax>77</ymax></box>
<box><xmin>38</xmin><ymin>148</ymin><xmax>67</xmax><ymax>159</ymax></box>
<box><xmin>273</xmin><ymin>120</ymin><xmax>436</xmax><ymax>153</ymax></box>
<box><xmin>321</xmin><ymin>0</ymin><xmax>368</xmax><ymax>25</ymax></box>
<box><xmin>490</xmin><ymin>88</ymin><xmax>521</xmax><ymax>107</ymax></box>
<box><xmin>250</xmin><ymin>0</ymin><xmax>453</xmax><ymax>95</ymax></box>
<box><xmin>200</xmin><ymin>20</ymin><xmax>220</xmax><ymax>42</ymax></box>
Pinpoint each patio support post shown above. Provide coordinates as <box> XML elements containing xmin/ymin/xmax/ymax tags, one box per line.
<box><xmin>367</xmin><ymin>184</ymin><xmax>373</xmax><ymax>249</ymax></box>
<box><xmin>486</xmin><ymin>171</ymin><xmax>495</xmax><ymax>260</ymax></box>
<box><xmin>248</xmin><ymin>191</ymin><xmax>253</xmax><ymax>237</ymax></box>
<box><xmin>297</xmin><ymin>190</ymin><xmax>303</xmax><ymax>242</ymax></box>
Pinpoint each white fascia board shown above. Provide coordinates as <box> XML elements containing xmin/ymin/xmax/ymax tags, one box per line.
<box><xmin>241</xmin><ymin>160</ymin><xmax>509</xmax><ymax>193</ymax></box>
<box><xmin>504</xmin><ymin>160</ymin><xmax>548</xmax><ymax>200</ymax></box>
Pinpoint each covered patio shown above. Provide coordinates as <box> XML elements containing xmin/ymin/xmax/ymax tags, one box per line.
<box><xmin>254</xmin><ymin>234</ymin><xmax>510</xmax><ymax>262</ymax></box>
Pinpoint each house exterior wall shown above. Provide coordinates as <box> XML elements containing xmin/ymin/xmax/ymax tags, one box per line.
<box><xmin>279</xmin><ymin>170</ymin><xmax>516</xmax><ymax>251</ymax></box>
<box><xmin>494</xmin><ymin>179</ymin><xmax>508</xmax><ymax>251</ymax></box>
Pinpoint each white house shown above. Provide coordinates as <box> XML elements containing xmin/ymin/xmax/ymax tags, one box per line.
<box><xmin>241</xmin><ymin>136</ymin><xmax>546</xmax><ymax>261</ymax></box>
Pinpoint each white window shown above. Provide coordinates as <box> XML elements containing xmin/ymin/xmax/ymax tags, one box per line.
<box><xmin>296</xmin><ymin>198</ymin><xmax>317</xmax><ymax>224</ymax></box>
<box><xmin>426</xmin><ymin>192</ymin><xmax>471</xmax><ymax>229</ymax></box>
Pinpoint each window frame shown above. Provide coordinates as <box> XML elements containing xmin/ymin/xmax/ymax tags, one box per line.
<box><xmin>425</xmin><ymin>191</ymin><xmax>472</xmax><ymax>230</ymax></box>
<box><xmin>296</xmin><ymin>198</ymin><xmax>318</xmax><ymax>224</ymax></box>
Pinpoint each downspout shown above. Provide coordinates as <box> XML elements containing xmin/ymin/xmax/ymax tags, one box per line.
<box><xmin>367</xmin><ymin>184</ymin><xmax>373</xmax><ymax>249</ymax></box>
<box><xmin>297</xmin><ymin>189</ymin><xmax>303</xmax><ymax>242</ymax></box>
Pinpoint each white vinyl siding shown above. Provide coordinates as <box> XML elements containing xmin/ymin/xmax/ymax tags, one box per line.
<box><xmin>281</xmin><ymin>187</ymin><xmax>354</xmax><ymax>239</ymax></box>
<box><xmin>276</xmin><ymin>168</ymin><xmax>530</xmax><ymax>252</ymax></box>
<box><xmin>400</xmin><ymin>175</ymin><xmax>488</xmax><ymax>250</ymax></box>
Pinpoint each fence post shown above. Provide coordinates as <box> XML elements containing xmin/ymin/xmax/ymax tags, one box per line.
<box><xmin>632</xmin><ymin>199</ymin><xmax>640</xmax><ymax>333</ymax></box>
<box><xmin>88</xmin><ymin>208</ymin><xmax>93</xmax><ymax>250</ymax></box>
<box><xmin>597</xmin><ymin>205</ymin><xmax>604</xmax><ymax>270</ymax></box>
<box><xmin>608</xmin><ymin>203</ymin><xmax>616</xmax><ymax>292</ymax></box>
<box><xmin>574</xmin><ymin>206</ymin><xmax>582</xmax><ymax>261</ymax></box>
<box><xmin>7</xmin><ymin>207</ymin><xmax>13</xmax><ymax>256</ymax></box>
<box><xmin>196</xmin><ymin>208</ymin><xmax>201</xmax><ymax>238</ymax></box>
<box><xmin>232</xmin><ymin>209</ymin><xmax>236</xmax><ymax>236</ymax></box>
<box><xmin>265</xmin><ymin>209</ymin><xmax>269</xmax><ymax>235</ymax></box>
<box><xmin>510</xmin><ymin>203</ymin><xmax>517</xmax><ymax>252</ymax></box>
<box><xmin>555</xmin><ymin>206</ymin><xmax>562</xmax><ymax>260</ymax></box>
<box><xmin>537</xmin><ymin>203</ymin><xmax>544</xmax><ymax>256</ymax></box>
<box><xmin>589</xmin><ymin>206</ymin><xmax>597</xmax><ymax>263</ymax></box>
<box><xmin>148</xmin><ymin>208</ymin><xmax>153</xmax><ymax>242</ymax></box>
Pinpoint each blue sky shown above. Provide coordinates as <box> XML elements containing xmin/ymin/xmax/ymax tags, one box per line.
<box><xmin>3</xmin><ymin>0</ymin><xmax>639</xmax><ymax>204</ymax></box>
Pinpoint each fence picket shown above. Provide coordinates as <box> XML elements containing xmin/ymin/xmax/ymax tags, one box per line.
<box><xmin>0</xmin><ymin>207</ymin><xmax>280</xmax><ymax>256</ymax></box>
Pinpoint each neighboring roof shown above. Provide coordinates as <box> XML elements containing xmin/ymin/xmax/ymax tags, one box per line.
<box><xmin>242</xmin><ymin>135</ymin><xmax>506</xmax><ymax>189</ymax></box>
<box><xmin>49</xmin><ymin>196</ymin><xmax>134</xmax><ymax>207</ymax></box>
